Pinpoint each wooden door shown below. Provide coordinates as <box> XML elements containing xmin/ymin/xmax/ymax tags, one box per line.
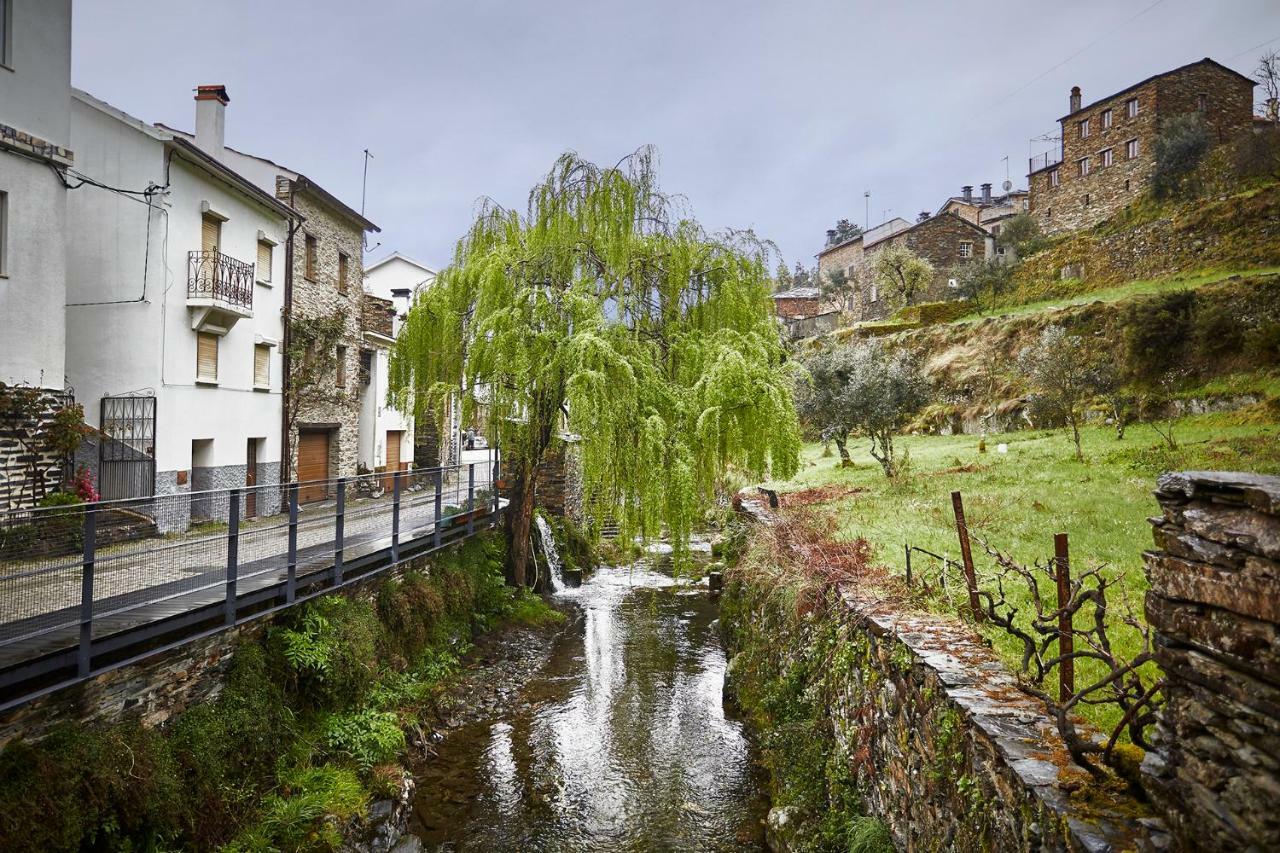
<box><xmin>384</xmin><ymin>430</ymin><xmax>403</xmax><ymax>490</ymax></box>
<box><xmin>245</xmin><ymin>438</ymin><xmax>258</xmax><ymax>518</ymax></box>
<box><xmin>297</xmin><ymin>431</ymin><xmax>330</xmax><ymax>503</ymax></box>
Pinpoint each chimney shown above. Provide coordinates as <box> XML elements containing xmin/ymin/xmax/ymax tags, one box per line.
<box><xmin>961</xmin><ymin>185</ymin><xmax>973</xmax><ymax>203</ymax></box>
<box><xmin>826</xmin><ymin>228</ymin><xmax>837</xmax><ymax>245</ymax></box>
<box><xmin>918</xmin><ymin>211</ymin><xmax>930</xmax><ymax>223</ymax></box>
<box><xmin>981</xmin><ymin>183</ymin><xmax>992</xmax><ymax>204</ymax></box>
<box><xmin>1070</xmin><ymin>85</ymin><xmax>1082</xmax><ymax>113</ymax></box>
<box><xmin>194</xmin><ymin>84</ymin><xmax>230</xmax><ymax>161</ymax></box>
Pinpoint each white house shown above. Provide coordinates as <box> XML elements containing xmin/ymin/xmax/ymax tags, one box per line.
<box><xmin>364</xmin><ymin>252</ymin><xmax>444</xmax><ymax>469</ymax></box>
<box><xmin>65</xmin><ymin>86</ymin><xmax>295</xmax><ymax>523</ymax></box>
<box><xmin>0</xmin><ymin>0</ymin><xmax>75</xmax><ymax>506</ymax></box>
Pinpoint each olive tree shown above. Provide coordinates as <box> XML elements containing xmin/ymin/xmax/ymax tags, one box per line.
<box><xmin>1018</xmin><ymin>325</ymin><xmax>1104</xmax><ymax>462</ymax></box>
<box><xmin>841</xmin><ymin>340</ymin><xmax>929</xmax><ymax>478</ymax></box>
<box><xmin>1153</xmin><ymin>113</ymin><xmax>1211</xmax><ymax>199</ymax></box>
<box><xmin>953</xmin><ymin>259</ymin><xmax>1014</xmax><ymax>312</ymax></box>
<box><xmin>796</xmin><ymin>346</ymin><xmax>861</xmax><ymax>465</ymax></box>
<box><xmin>872</xmin><ymin>245</ymin><xmax>933</xmax><ymax>308</ymax></box>
<box><xmin>390</xmin><ymin>149</ymin><xmax>800</xmax><ymax>585</ymax></box>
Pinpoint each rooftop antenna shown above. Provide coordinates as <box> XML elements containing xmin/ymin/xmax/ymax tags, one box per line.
<box><xmin>361</xmin><ymin>148</ymin><xmax>376</xmax><ymax>252</ymax></box>
<box><xmin>864</xmin><ymin>190</ymin><xmax>871</xmax><ymax>230</ymax></box>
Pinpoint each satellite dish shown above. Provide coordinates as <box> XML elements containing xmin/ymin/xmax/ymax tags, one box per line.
<box><xmin>1002</xmin><ymin>179</ymin><xmax>1013</xmax><ymax>192</ymax></box>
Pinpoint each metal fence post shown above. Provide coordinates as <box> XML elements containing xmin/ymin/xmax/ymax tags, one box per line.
<box><xmin>1055</xmin><ymin>532</ymin><xmax>1075</xmax><ymax>703</ymax></box>
<box><xmin>225</xmin><ymin>489</ymin><xmax>240</xmax><ymax>626</ymax></box>
<box><xmin>904</xmin><ymin>544</ymin><xmax>912</xmax><ymax>586</ymax></box>
<box><xmin>392</xmin><ymin>470</ymin><xmax>402</xmax><ymax>564</ymax></box>
<box><xmin>334</xmin><ymin>478</ymin><xmax>346</xmax><ymax>586</ymax></box>
<box><xmin>78</xmin><ymin>505</ymin><xmax>97</xmax><ymax>678</ymax></box>
<box><xmin>467</xmin><ymin>463</ymin><xmax>476</xmax><ymax>535</ymax></box>
<box><xmin>286</xmin><ymin>482</ymin><xmax>299</xmax><ymax>604</ymax></box>
<box><xmin>950</xmin><ymin>491</ymin><xmax>983</xmax><ymax>622</ymax></box>
<box><xmin>433</xmin><ymin>468</ymin><xmax>443</xmax><ymax>549</ymax></box>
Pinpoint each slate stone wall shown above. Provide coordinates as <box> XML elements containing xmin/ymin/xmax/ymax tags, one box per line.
<box><xmin>1142</xmin><ymin>471</ymin><xmax>1280</xmax><ymax>852</ymax></box>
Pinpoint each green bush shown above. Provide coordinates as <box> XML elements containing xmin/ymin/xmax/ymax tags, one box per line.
<box><xmin>1153</xmin><ymin>113</ymin><xmax>1211</xmax><ymax>199</ymax></box>
<box><xmin>1122</xmin><ymin>290</ymin><xmax>1196</xmax><ymax>382</ymax></box>
<box><xmin>323</xmin><ymin>710</ymin><xmax>406</xmax><ymax>770</ymax></box>
<box><xmin>0</xmin><ymin>523</ymin><xmax>36</xmax><ymax>559</ymax></box>
<box><xmin>227</xmin><ymin>765</ymin><xmax>367</xmax><ymax>853</ymax></box>
<box><xmin>276</xmin><ymin>596</ymin><xmax>380</xmax><ymax>707</ymax></box>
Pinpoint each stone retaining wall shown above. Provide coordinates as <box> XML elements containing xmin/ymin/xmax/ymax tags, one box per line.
<box><xmin>1142</xmin><ymin>471</ymin><xmax>1280</xmax><ymax>851</ymax></box>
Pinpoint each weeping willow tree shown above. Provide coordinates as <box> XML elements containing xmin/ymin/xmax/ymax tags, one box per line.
<box><xmin>389</xmin><ymin>148</ymin><xmax>800</xmax><ymax>586</ymax></box>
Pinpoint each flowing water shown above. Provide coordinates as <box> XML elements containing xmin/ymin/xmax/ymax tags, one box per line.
<box><xmin>409</xmin><ymin>552</ymin><xmax>769</xmax><ymax>851</ymax></box>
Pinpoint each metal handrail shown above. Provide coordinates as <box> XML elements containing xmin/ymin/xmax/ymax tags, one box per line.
<box><xmin>187</xmin><ymin>249</ymin><xmax>255</xmax><ymax>310</ymax></box>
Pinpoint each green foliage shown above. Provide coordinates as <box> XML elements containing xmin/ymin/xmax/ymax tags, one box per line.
<box><xmin>323</xmin><ymin>710</ymin><xmax>406</xmax><ymax>770</ymax></box>
<box><xmin>285</xmin><ymin>308</ymin><xmax>352</xmax><ymax>480</ymax></box>
<box><xmin>820</xmin><ymin>340</ymin><xmax>929</xmax><ymax>478</ymax></box>
<box><xmin>227</xmin><ymin>765</ymin><xmax>367</xmax><ymax>853</ymax></box>
<box><xmin>276</xmin><ymin>596</ymin><xmax>381</xmax><ymax>707</ymax></box>
<box><xmin>995</xmin><ymin>213</ymin><xmax>1047</xmax><ymax>258</ymax></box>
<box><xmin>1153</xmin><ymin>113</ymin><xmax>1211</xmax><ymax>199</ymax></box>
<box><xmin>871</xmin><ymin>244</ymin><xmax>933</xmax><ymax>307</ymax></box>
<box><xmin>951</xmin><ymin>259</ymin><xmax>1014</xmax><ymax>311</ymax></box>
<box><xmin>1018</xmin><ymin>324</ymin><xmax>1107</xmax><ymax>461</ymax></box>
<box><xmin>389</xmin><ymin>149</ymin><xmax>800</xmax><ymax>580</ymax></box>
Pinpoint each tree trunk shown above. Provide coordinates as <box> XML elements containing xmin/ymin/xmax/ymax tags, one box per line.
<box><xmin>834</xmin><ymin>435</ymin><xmax>852</xmax><ymax>467</ymax></box>
<box><xmin>1070</xmin><ymin>417</ymin><xmax>1083</xmax><ymax>462</ymax></box>
<box><xmin>504</xmin><ymin>462</ymin><xmax>537</xmax><ymax>588</ymax></box>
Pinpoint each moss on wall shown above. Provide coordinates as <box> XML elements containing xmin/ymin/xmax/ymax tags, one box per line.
<box><xmin>0</xmin><ymin>534</ymin><xmax>562</xmax><ymax>852</ymax></box>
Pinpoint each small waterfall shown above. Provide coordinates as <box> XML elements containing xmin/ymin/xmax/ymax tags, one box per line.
<box><xmin>534</xmin><ymin>515</ymin><xmax>564</xmax><ymax>592</ymax></box>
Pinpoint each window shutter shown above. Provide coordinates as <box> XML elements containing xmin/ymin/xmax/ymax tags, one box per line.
<box><xmin>254</xmin><ymin>345</ymin><xmax>270</xmax><ymax>388</ymax></box>
<box><xmin>257</xmin><ymin>241</ymin><xmax>272</xmax><ymax>282</ymax></box>
<box><xmin>197</xmin><ymin>332</ymin><xmax>218</xmax><ymax>381</ymax></box>
<box><xmin>201</xmin><ymin>215</ymin><xmax>221</xmax><ymax>253</ymax></box>
<box><xmin>338</xmin><ymin>253</ymin><xmax>348</xmax><ymax>293</ymax></box>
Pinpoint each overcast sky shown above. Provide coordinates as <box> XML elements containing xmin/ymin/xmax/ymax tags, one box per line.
<box><xmin>72</xmin><ymin>0</ymin><xmax>1280</xmax><ymax>272</ymax></box>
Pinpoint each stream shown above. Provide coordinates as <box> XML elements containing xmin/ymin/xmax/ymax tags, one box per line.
<box><xmin>408</xmin><ymin>543</ymin><xmax>769</xmax><ymax>851</ymax></box>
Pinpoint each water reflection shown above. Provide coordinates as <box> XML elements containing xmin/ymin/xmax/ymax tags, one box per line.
<box><xmin>411</xmin><ymin>561</ymin><xmax>767</xmax><ymax>851</ymax></box>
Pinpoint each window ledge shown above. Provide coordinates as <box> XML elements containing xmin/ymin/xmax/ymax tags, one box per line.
<box><xmin>196</xmin><ymin>378</ymin><xmax>219</xmax><ymax>386</ymax></box>
<box><xmin>253</xmin><ymin>385</ymin><xmax>271</xmax><ymax>392</ymax></box>
<box><xmin>256</xmin><ymin>279</ymin><xmax>273</xmax><ymax>288</ymax></box>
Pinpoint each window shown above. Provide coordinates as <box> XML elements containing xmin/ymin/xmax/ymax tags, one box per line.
<box><xmin>1079</xmin><ymin>118</ymin><xmax>1090</xmax><ymax>139</ymax></box>
<box><xmin>959</xmin><ymin>241</ymin><xmax>973</xmax><ymax>258</ymax></box>
<box><xmin>201</xmin><ymin>213</ymin><xmax>222</xmax><ymax>253</ymax></box>
<box><xmin>335</xmin><ymin>345</ymin><xmax>347</xmax><ymax>388</ymax></box>
<box><xmin>1049</xmin><ymin>168</ymin><xmax>1060</xmax><ymax>187</ymax></box>
<box><xmin>0</xmin><ymin>191</ymin><xmax>7</xmax><ymax>276</ymax></box>
<box><xmin>1078</xmin><ymin>157</ymin><xmax>1090</xmax><ymax>177</ymax></box>
<box><xmin>196</xmin><ymin>332</ymin><xmax>219</xmax><ymax>383</ymax></box>
<box><xmin>304</xmin><ymin>234</ymin><xmax>317</xmax><ymax>280</ymax></box>
<box><xmin>1102</xmin><ymin>108</ymin><xmax>1113</xmax><ymax>130</ymax></box>
<box><xmin>254</xmin><ymin>344</ymin><xmax>270</xmax><ymax>389</ymax></box>
<box><xmin>1126</xmin><ymin>138</ymin><xmax>1139</xmax><ymax>160</ymax></box>
<box><xmin>869</xmin><ymin>284</ymin><xmax>879</xmax><ymax>303</ymax></box>
<box><xmin>1101</xmin><ymin>148</ymin><xmax>1114</xmax><ymax>168</ymax></box>
<box><xmin>1197</xmin><ymin>93</ymin><xmax>1208</xmax><ymax>112</ymax></box>
<box><xmin>996</xmin><ymin>246</ymin><xmax>1006</xmax><ymax>257</ymax></box>
<box><xmin>257</xmin><ymin>241</ymin><xmax>273</xmax><ymax>283</ymax></box>
<box><xmin>1126</xmin><ymin>98</ymin><xmax>1139</xmax><ymax>119</ymax></box>
<box><xmin>338</xmin><ymin>252</ymin><xmax>349</xmax><ymax>294</ymax></box>
<box><xmin>1084</xmin><ymin>194</ymin><xmax>1091</xmax><ymax>206</ymax></box>
<box><xmin>0</xmin><ymin>0</ymin><xmax>10</xmax><ymax>68</ymax></box>
<box><xmin>1124</xmin><ymin>179</ymin><xmax>1131</xmax><ymax>192</ymax></box>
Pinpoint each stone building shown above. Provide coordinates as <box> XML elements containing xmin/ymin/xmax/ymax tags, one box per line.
<box><xmin>160</xmin><ymin>126</ymin><xmax>382</xmax><ymax>495</ymax></box>
<box><xmin>771</xmin><ymin>287</ymin><xmax>822</xmax><ymax>320</ymax></box>
<box><xmin>854</xmin><ymin>212</ymin><xmax>993</xmax><ymax>321</ymax></box>
<box><xmin>1029</xmin><ymin>58</ymin><xmax>1256</xmax><ymax>234</ymax></box>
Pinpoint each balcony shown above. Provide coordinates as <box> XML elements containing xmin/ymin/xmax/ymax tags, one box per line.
<box><xmin>188</xmin><ymin>250</ymin><xmax>254</xmax><ymax>332</ymax></box>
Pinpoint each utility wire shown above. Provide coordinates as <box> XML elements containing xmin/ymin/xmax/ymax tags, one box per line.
<box><xmin>1229</xmin><ymin>33</ymin><xmax>1280</xmax><ymax>61</ymax></box>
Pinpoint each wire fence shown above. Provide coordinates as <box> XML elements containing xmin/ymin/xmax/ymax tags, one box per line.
<box><xmin>0</xmin><ymin>457</ymin><xmax>500</xmax><ymax>691</ymax></box>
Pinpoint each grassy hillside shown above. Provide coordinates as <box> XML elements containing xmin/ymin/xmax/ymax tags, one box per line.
<box><xmin>762</xmin><ymin>411</ymin><xmax>1280</xmax><ymax>731</ymax></box>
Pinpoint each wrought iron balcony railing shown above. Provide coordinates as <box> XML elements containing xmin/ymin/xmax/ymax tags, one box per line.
<box><xmin>188</xmin><ymin>250</ymin><xmax>254</xmax><ymax>311</ymax></box>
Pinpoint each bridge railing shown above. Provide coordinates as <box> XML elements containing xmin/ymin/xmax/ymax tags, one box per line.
<box><xmin>0</xmin><ymin>454</ymin><xmax>502</xmax><ymax>707</ymax></box>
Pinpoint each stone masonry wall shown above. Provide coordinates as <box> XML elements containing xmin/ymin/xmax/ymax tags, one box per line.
<box><xmin>729</xmin><ymin>492</ymin><xmax>1161</xmax><ymax>852</ymax></box>
<box><xmin>857</xmin><ymin>213</ymin><xmax>988</xmax><ymax>321</ymax></box>
<box><xmin>0</xmin><ymin>387</ymin><xmax>73</xmax><ymax>510</ymax></box>
<box><xmin>280</xmin><ymin>182</ymin><xmax>365</xmax><ymax>481</ymax></box>
<box><xmin>1141</xmin><ymin>471</ymin><xmax>1280</xmax><ymax>852</ymax></box>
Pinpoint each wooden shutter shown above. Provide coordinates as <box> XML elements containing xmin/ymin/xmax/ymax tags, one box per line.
<box><xmin>196</xmin><ymin>332</ymin><xmax>218</xmax><ymax>381</ymax></box>
<box><xmin>335</xmin><ymin>346</ymin><xmax>347</xmax><ymax>388</ymax></box>
<box><xmin>201</xmin><ymin>215</ymin><xmax>221</xmax><ymax>253</ymax></box>
<box><xmin>257</xmin><ymin>241</ymin><xmax>272</xmax><ymax>282</ymax></box>
<box><xmin>305</xmin><ymin>235</ymin><xmax>317</xmax><ymax>279</ymax></box>
<box><xmin>338</xmin><ymin>253</ymin><xmax>348</xmax><ymax>293</ymax></box>
<box><xmin>254</xmin><ymin>345</ymin><xmax>270</xmax><ymax>388</ymax></box>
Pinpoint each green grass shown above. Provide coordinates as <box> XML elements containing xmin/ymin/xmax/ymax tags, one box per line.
<box><xmin>949</xmin><ymin>266</ymin><xmax>1280</xmax><ymax>325</ymax></box>
<box><xmin>762</xmin><ymin>412</ymin><xmax>1280</xmax><ymax>733</ymax></box>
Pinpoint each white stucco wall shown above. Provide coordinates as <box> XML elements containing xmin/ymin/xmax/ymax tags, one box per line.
<box><xmin>0</xmin><ymin>0</ymin><xmax>72</xmax><ymax>390</ymax></box>
<box><xmin>358</xmin><ymin>345</ymin><xmax>412</xmax><ymax>471</ymax></box>
<box><xmin>66</xmin><ymin>93</ymin><xmax>288</xmax><ymax>475</ymax></box>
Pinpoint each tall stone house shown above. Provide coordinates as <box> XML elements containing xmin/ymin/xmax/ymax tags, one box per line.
<box><xmin>0</xmin><ymin>0</ymin><xmax>75</xmax><ymax>508</ymax></box>
<box><xmin>856</xmin><ymin>213</ymin><xmax>992</xmax><ymax>321</ymax></box>
<box><xmin>160</xmin><ymin>122</ymin><xmax>382</xmax><ymax>499</ymax></box>
<box><xmin>815</xmin><ymin>217</ymin><xmax>911</xmax><ymax>311</ymax></box>
<box><xmin>1028</xmin><ymin>58</ymin><xmax>1255</xmax><ymax>234</ymax></box>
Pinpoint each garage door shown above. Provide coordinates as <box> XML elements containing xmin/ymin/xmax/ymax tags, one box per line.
<box><xmin>297</xmin><ymin>430</ymin><xmax>330</xmax><ymax>503</ymax></box>
<box><xmin>384</xmin><ymin>430</ymin><xmax>404</xmax><ymax>490</ymax></box>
